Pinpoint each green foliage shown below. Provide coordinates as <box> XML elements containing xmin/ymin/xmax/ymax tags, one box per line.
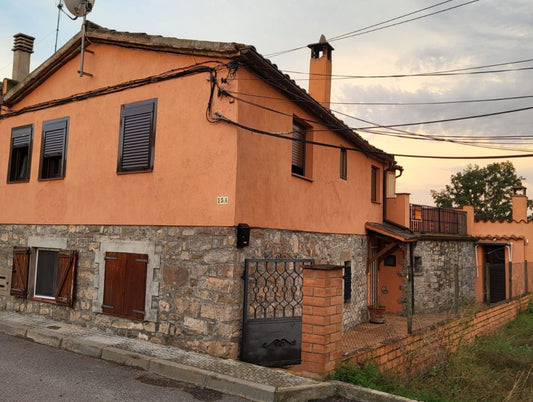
<box><xmin>333</xmin><ymin>310</ymin><xmax>533</xmax><ymax>401</ymax></box>
<box><xmin>430</xmin><ymin>161</ymin><xmax>532</xmax><ymax>220</ymax></box>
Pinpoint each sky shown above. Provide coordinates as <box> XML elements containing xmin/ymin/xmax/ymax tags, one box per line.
<box><xmin>0</xmin><ymin>0</ymin><xmax>532</xmax><ymax>205</ymax></box>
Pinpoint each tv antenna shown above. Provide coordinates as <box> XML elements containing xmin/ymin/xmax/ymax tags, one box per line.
<box><xmin>58</xmin><ymin>0</ymin><xmax>96</xmax><ymax>77</ymax></box>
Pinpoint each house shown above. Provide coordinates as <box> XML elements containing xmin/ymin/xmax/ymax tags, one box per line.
<box><xmin>0</xmin><ymin>23</ymin><xmax>400</xmax><ymax>361</ymax></box>
<box><xmin>470</xmin><ymin>186</ymin><xmax>533</xmax><ymax>304</ymax></box>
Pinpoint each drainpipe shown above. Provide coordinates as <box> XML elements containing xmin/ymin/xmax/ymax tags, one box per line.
<box><xmin>475</xmin><ymin>245</ymin><xmax>479</xmax><ymax>278</ymax></box>
<box><xmin>383</xmin><ymin>162</ymin><xmax>403</xmax><ymax>221</ymax></box>
<box><xmin>506</xmin><ymin>243</ymin><xmax>513</xmax><ymax>298</ymax></box>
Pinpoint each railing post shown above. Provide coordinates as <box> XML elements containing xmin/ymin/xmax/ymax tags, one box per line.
<box><xmin>298</xmin><ymin>264</ymin><xmax>344</xmax><ymax>379</ymax></box>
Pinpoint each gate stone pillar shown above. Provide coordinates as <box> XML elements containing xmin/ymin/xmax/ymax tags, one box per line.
<box><xmin>298</xmin><ymin>264</ymin><xmax>344</xmax><ymax>379</ymax></box>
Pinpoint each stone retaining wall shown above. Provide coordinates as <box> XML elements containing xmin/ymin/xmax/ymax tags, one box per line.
<box><xmin>413</xmin><ymin>239</ymin><xmax>476</xmax><ymax>313</ymax></box>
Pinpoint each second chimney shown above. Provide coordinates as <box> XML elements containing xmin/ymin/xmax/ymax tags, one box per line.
<box><xmin>307</xmin><ymin>35</ymin><xmax>334</xmax><ymax>109</ymax></box>
<box><xmin>12</xmin><ymin>33</ymin><xmax>35</xmax><ymax>82</ymax></box>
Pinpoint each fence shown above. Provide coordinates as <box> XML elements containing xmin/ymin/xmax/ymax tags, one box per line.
<box><xmin>410</xmin><ymin>204</ymin><xmax>467</xmax><ymax>235</ymax></box>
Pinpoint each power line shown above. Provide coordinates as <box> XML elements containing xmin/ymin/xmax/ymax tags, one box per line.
<box><xmin>211</xmin><ymin>110</ymin><xmax>533</xmax><ymax>160</ymax></box>
<box><xmin>226</xmin><ymin>90</ymin><xmax>533</xmax><ymax>106</ymax></box>
<box><xmin>265</xmin><ymin>0</ymin><xmax>479</xmax><ymax>58</ymax></box>
<box><xmin>220</xmin><ymin>88</ymin><xmax>533</xmax><ymax>152</ymax></box>
<box><xmin>354</xmin><ymin>105</ymin><xmax>533</xmax><ymax>129</ymax></box>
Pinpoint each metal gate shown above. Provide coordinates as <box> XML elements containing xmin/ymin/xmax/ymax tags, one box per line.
<box><xmin>240</xmin><ymin>258</ymin><xmax>313</xmax><ymax>367</ymax></box>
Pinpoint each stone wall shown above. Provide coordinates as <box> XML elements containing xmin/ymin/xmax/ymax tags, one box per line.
<box><xmin>0</xmin><ymin>224</ymin><xmax>366</xmax><ymax>359</ymax></box>
<box><xmin>412</xmin><ymin>239</ymin><xmax>476</xmax><ymax>313</ymax></box>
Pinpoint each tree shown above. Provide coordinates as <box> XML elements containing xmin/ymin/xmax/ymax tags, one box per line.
<box><xmin>430</xmin><ymin>161</ymin><xmax>532</xmax><ymax>220</ymax></box>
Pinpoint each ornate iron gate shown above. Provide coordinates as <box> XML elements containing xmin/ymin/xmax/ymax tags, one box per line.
<box><xmin>240</xmin><ymin>258</ymin><xmax>313</xmax><ymax>367</ymax></box>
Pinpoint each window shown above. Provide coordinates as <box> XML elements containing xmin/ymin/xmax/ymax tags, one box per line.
<box><xmin>412</xmin><ymin>205</ymin><xmax>422</xmax><ymax>221</ymax></box>
<box><xmin>340</xmin><ymin>148</ymin><xmax>347</xmax><ymax>180</ymax></box>
<box><xmin>11</xmin><ymin>246</ymin><xmax>77</xmax><ymax>306</ymax></box>
<box><xmin>371</xmin><ymin>166</ymin><xmax>380</xmax><ymax>203</ymax></box>
<box><xmin>102</xmin><ymin>252</ymin><xmax>147</xmax><ymax>321</ymax></box>
<box><xmin>118</xmin><ymin>98</ymin><xmax>157</xmax><ymax>173</ymax></box>
<box><xmin>384</xmin><ymin>255</ymin><xmax>396</xmax><ymax>267</ymax></box>
<box><xmin>8</xmin><ymin>125</ymin><xmax>33</xmax><ymax>183</ymax></box>
<box><xmin>39</xmin><ymin>117</ymin><xmax>69</xmax><ymax>180</ymax></box>
<box><xmin>343</xmin><ymin>261</ymin><xmax>352</xmax><ymax>303</ymax></box>
<box><xmin>291</xmin><ymin>121</ymin><xmax>306</xmax><ymax>176</ymax></box>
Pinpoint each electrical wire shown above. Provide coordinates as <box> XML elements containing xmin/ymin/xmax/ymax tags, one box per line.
<box><xmin>223</xmin><ymin>90</ymin><xmax>533</xmax><ymax>106</ymax></box>
<box><xmin>0</xmin><ymin>61</ymin><xmax>221</xmax><ymax>119</ymax></box>
<box><xmin>265</xmin><ymin>0</ymin><xmax>479</xmax><ymax>58</ymax></box>
<box><xmin>219</xmin><ymin>87</ymin><xmax>533</xmax><ymax>152</ymax></box>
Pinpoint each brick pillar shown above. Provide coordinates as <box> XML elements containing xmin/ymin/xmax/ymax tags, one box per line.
<box><xmin>298</xmin><ymin>264</ymin><xmax>344</xmax><ymax>379</ymax></box>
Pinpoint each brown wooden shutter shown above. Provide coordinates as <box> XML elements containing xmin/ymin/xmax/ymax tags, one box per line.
<box><xmin>291</xmin><ymin>123</ymin><xmax>305</xmax><ymax>175</ymax></box>
<box><xmin>11</xmin><ymin>247</ymin><xmax>30</xmax><ymax>298</ymax></box>
<box><xmin>55</xmin><ymin>250</ymin><xmax>77</xmax><ymax>307</ymax></box>
<box><xmin>124</xmin><ymin>253</ymin><xmax>147</xmax><ymax>321</ymax></box>
<box><xmin>102</xmin><ymin>252</ymin><xmax>124</xmax><ymax>316</ymax></box>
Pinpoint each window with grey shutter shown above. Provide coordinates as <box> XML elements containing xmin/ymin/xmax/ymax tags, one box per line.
<box><xmin>39</xmin><ymin>117</ymin><xmax>68</xmax><ymax>180</ymax></box>
<box><xmin>8</xmin><ymin>124</ymin><xmax>33</xmax><ymax>183</ymax></box>
<box><xmin>291</xmin><ymin>122</ymin><xmax>306</xmax><ymax>176</ymax></box>
<box><xmin>117</xmin><ymin>98</ymin><xmax>157</xmax><ymax>173</ymax></box>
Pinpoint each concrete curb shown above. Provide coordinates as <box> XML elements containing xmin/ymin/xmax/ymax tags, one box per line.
<box><xmin>149</xmin><ymin>358</ymin><xmax>276</xmax><ymax>402</ymax></box>
<box><xmin>276</xmin><ymin>383</ymin><xmax>336</xmax><ymax>402</ymax></box>
<box><xmin>26</xmin><ymin>327</ymin><xmax>63</xmax><ymax>348</ymax></box>
<box><xmin>0</xmin><ymin>320</ymin><xmax>31</xmax><ymax>338</ymax></box>
<box><xmin>101</xmin><ymin>347</ymin><xmax>152</xmax><ymax>370</ymax></box>
<box><xmin>332</xmin><ymin>381</ymin><xmax>418</xmax><ymax>402</ymax></box>
<box><xmin>61</xmin><ymin>337</ymin><xmax>104</xmax><ymax>358</ymax></box>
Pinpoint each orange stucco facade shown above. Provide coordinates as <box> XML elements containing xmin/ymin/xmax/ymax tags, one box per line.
<box><xmin>0</xmin><ymin>37</ymin><xmax>387</xmax><ymax>234</ymax></box>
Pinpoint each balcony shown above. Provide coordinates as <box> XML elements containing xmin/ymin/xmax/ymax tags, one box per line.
<box><xmin>410</xmin><ymin>204</ymin><xmax>467</xmax><ymax>235</ymax></box>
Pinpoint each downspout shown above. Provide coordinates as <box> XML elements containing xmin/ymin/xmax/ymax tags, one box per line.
<box><xmin>383</xmin><ymin>162</ymin><xmax>403</xmax><ymax>221</ymax></box>
<box><xmin>506</xmin><ymin>242</ymin><xmax>513</xmax><ymax>298</ymax></box>
<box><xmin>475</xmin><ymin>245</ymin><xmax>479</xmax><ymax>278</ymax></box>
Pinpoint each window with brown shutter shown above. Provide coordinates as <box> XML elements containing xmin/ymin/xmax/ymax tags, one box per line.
<box><xmin>39</xmin><ymin>117</ymin><xmax>69</xmax><ymax>180</ymax></box>
<box><xmin>102</xmin><ymin>252</ymin><xmax>147</xmax><ymax>321</ymax></box>
<box><xmin>8</xmin><ymin>125</ymin><xmax>33</xmax><ymax>183</ymax></box>
<box><xmin>11</xmin><ymin>247</ymin><xmax>76</xmax><ymax>306</ymax></box>
<box><xmin>117</xmin><ymin>99</ymin><xmax>157</xmax><ymax>173</ymax></box>
<box><xmin>371</xmin><ymin>165</ymin><xmax>380</xmax><ymax>203</ymax></box>
<box><xmin>291</xmin><ymin>122</ymin><xmax>306</xmax><ymax>176</ymax></box>
<box><xmin>11</xmin><ymin>247</ymin><xmax>30</xmax><ymax>298</ymax></box>
<box><xmin>340</xmin><ymin>148</ymin><xmax>347</xmax><ymax>180</ymax></box>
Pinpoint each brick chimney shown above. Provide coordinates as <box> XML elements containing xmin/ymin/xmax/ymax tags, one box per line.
<box><xmin>307</xmin><ymin>35</ymin><xmax>334</xmax><ymax>109</ymax></box>
<box><xmin>12</xmin><ymin>33</ymin><xmax>35</xmax><ymax>82</ymax></box>
<box><xmin>512</xmin><ymin>186</ymin><xmax>528</xmax><ymax>222</ymax></box>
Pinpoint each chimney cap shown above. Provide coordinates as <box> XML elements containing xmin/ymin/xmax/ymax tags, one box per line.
<box><xmin>307</xmin><ymin>34</ymin><xmax>334</xmax><ymax>52</ymax></box>
<box><xmin>512</xmin><ymin>185</ymin><xmax>527</xmax><ymax>196</ymax></box>
<box><xmin>12</xmin><ymin>33</ymin><xmax>35</xmax><ymax>54</ymax></box>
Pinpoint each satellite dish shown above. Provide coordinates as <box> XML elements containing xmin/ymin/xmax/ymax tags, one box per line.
<box><xmin>63</xmin><ymin>0</ymin><xmax>95</xmax><ymax>18</ymax></box>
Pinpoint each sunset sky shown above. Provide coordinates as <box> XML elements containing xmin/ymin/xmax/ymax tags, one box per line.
<box><xmin>1</xmin><ymin>0</ymin><xmax>532</xmax><ymax>205</ymax></box>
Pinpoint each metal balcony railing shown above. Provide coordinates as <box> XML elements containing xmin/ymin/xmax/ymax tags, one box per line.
<box><xmin>410</xmin><ymin>204</ymin><xmax>467</xmax><ymax>235</ymax></box>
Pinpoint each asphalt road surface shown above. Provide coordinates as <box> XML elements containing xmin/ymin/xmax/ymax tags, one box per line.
<box><xmin>0</xmin><ymin>333</ymin><xmax>248</xmax><ymax>402</ymax></box>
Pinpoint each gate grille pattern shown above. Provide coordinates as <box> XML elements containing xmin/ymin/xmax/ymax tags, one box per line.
<box><xmin>244</xmin><ymin>259</ymin><xmax>313</xmax><ymax>320</ymax></box>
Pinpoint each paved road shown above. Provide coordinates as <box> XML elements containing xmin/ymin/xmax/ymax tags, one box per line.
<box><xmin>0</xmin><ymin>333</ymin><xmax>248</xmax><ymax>402</ymax></box>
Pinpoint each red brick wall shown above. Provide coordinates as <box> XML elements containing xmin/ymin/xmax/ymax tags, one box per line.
<box><xmin>346</xmin><ymin>294</ymin><xmax>533</xmax><ymax>375</ymax></box>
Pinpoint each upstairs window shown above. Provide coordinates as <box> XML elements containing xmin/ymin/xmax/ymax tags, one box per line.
<box><xmin>340</xmin><ymin>148</ymin><xmax>347</xmax><ymax>180</ymax></box>
<box><xmin>291</xmin><ymin>121</ymin><xmax>306</xmax><ymax>176</ymax></box>
<box><xmin>39</xmin><ymin>117</ymin><xmax>68</xmax><ymax>180</ymax></box>
<box><xmin>371</xmin><ymin>165</ymin><xmax>380</xmax><ymax>203</ymax></box>
<box><xmin>8</xmin><ymin>124</ymin><xmax>33</xmax><ymax>183</ymax></box>
<box><xmin>117</xmin><ymin>98</ymin><xmax>157</xmax><ymax>173</ymax></box>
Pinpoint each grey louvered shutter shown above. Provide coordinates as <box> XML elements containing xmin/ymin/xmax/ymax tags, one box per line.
<box><xmin>12</xmin><ymin>126</ymin><xmax>32</xmax><ymax>147</ymax></box>
<box><xmin>118</xmin><ymin>99</ymin><xmax>157</xmax><ymax>172</ymax></box>
<box><xmin>43</xmin><ymin>119</ymin><xmax>67</xmax><ymax>157</ymax></box>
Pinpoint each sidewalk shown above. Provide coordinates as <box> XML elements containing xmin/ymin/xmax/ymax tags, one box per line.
<box><xmin>0</xmin><ymin>310</ymin><xmax>414</xmax><ymax>402</ymax></box>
